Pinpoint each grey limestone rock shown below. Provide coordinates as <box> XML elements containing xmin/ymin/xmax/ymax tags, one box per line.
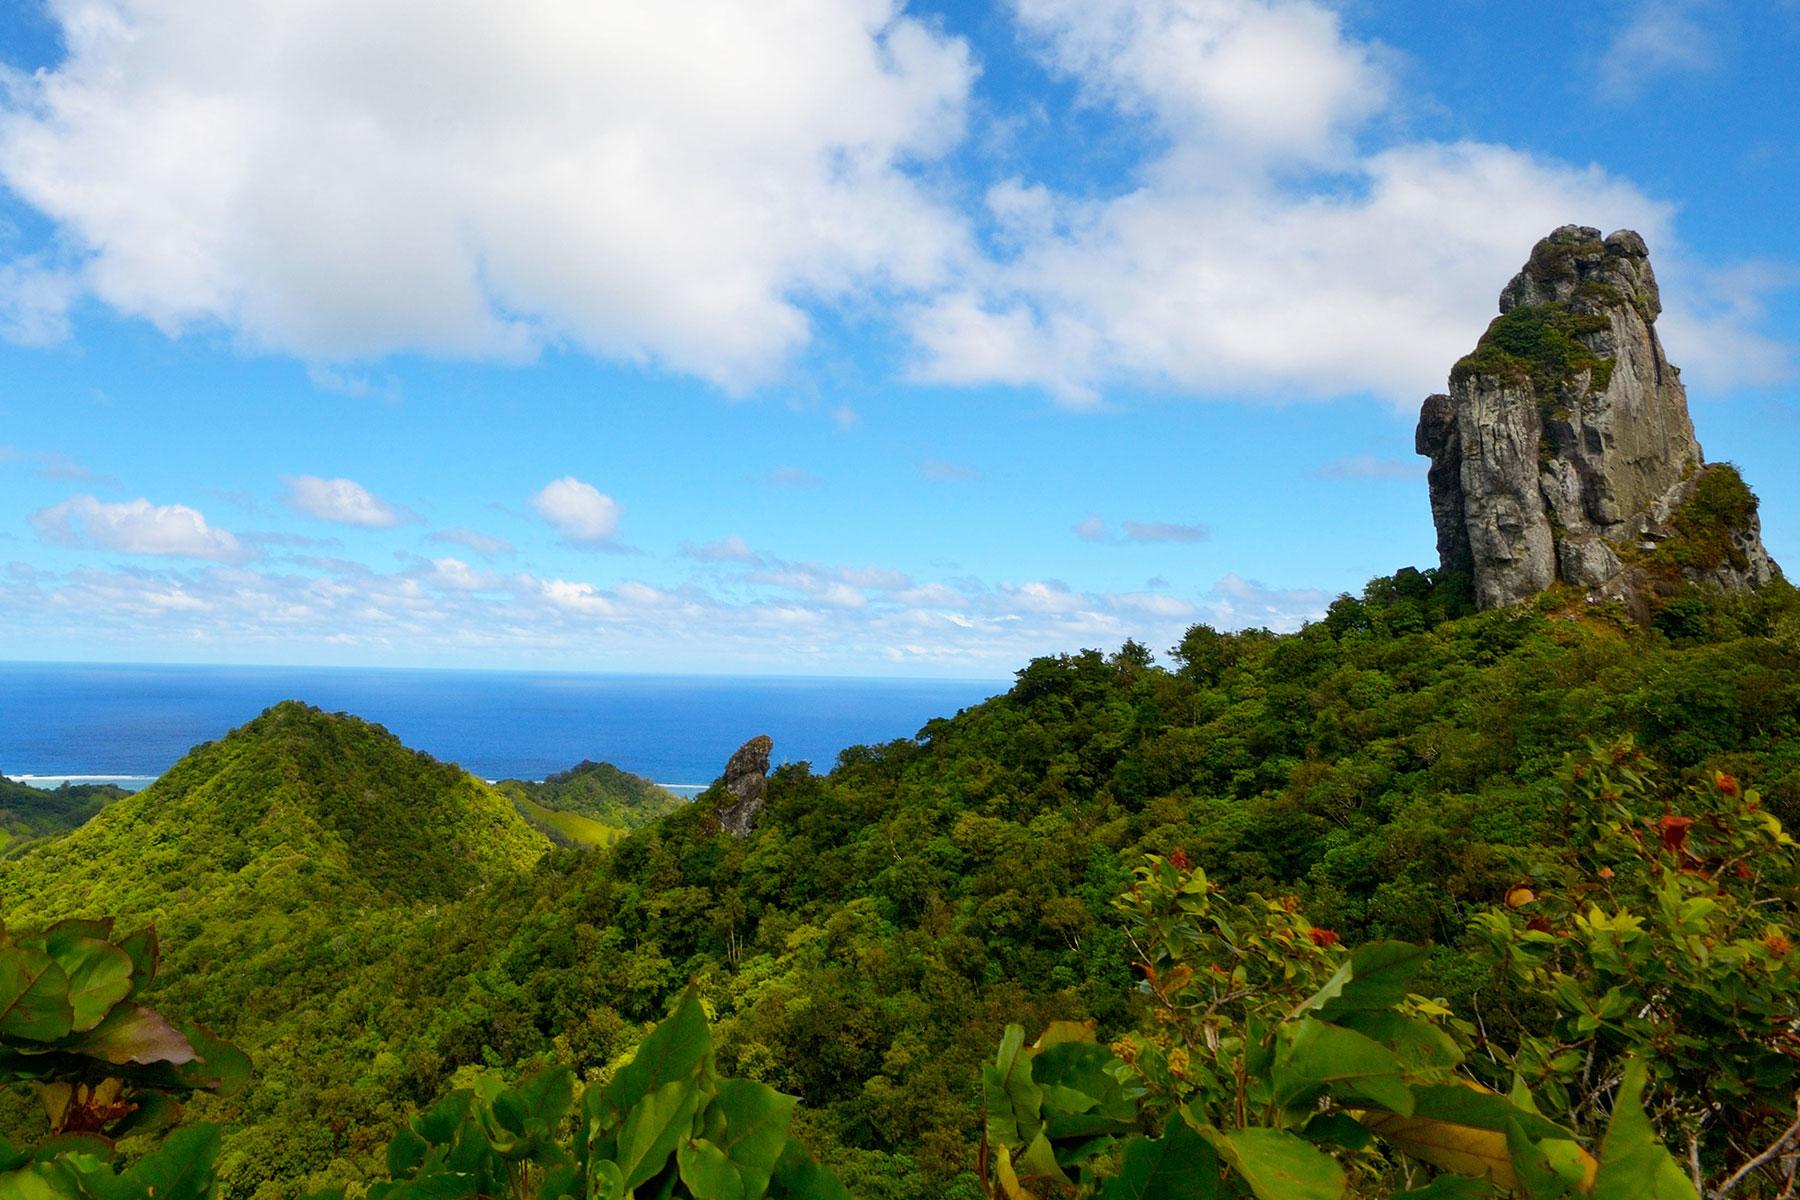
<box><xmin>1417</xmin><ymin>226</ymin><xmax>1779</xmax><ymax>613</ymax></box>
<box><xmin>716</xmin><ymin>734</ymin><xmax>773</xmax><ymax>838</ymax></box>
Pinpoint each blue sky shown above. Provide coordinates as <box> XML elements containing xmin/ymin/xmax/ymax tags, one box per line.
<box><xmin>1</xmin><ymin>0</ymin><xmax>1796</xmax><ymax>677</ymax></box>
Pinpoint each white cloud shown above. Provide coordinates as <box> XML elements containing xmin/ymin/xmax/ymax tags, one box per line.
<box><xmin>3</xmin><ymin>0</ymin><xmax>1782</xmax><ymax>407</ymax></box>
<box><xmin>0</xmin><ymin>0</ymin><xmax>973</xmax><ymax>390</ymax></box>
<box><xmin>1015</xmin><ymin>0</ymin><xmax>1390</xmax><ymax>166</ymax></box>
<box><xmin>29</xmin><ymin>495</ymin><xmax>243</xmax><ymax>560</ymax></box>
<box><xmin>284</xmin><ymin>475</ymin><xmax>412</xmax><ymax>528</ymax></box>
<box><xmin>429</xmin><ymin>528</ymin><xmax>515</xmax><ymax>558</ymax></box>
<box><xmin>423</xmin><ymin>556</ymin><xmax>498</xmax><ymax>592</ymax></box>
<box><xmin>1075</xmin><ymin>515</ymin><xmax>1109</xmax><ymax>542</ymax></box>
<box><xmin>0</xmin><ymin>258</ymin><xmax>79</xmax><ymax>346</ymax></box>
<box><xmin>531</xmin><ymin>477</ymin><xmax>621</xmax><ymax>544</ymax></box>
<box><xmin>905</xmin><ymin>0</ymin><xmax>1763</xmax><ymax>405</ymax></box>
<box><xmin>1197</xmin><ymin>572</ymin><xmax>1330</xmax><ymax>631</ymax></box>
<box><xmin>1598</xmin><ymin>2</ymin><xmax>1716</xmax><ymax>103</ymax></box>
<box><xmin>0</xmin><ymin>545</ymin><xmax>1339</xmax><ymax>672</ymax></box>
<box><xmin>538</xmin><ymin>577</ymin><xmax>620</xmax><ymax>617</ymax></box>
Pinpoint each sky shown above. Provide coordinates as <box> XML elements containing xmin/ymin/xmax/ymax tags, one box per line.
<box><xmin>0</xmin><ymin>0</ymin><xmax>1796</xmax><ymax>678</ymax></box>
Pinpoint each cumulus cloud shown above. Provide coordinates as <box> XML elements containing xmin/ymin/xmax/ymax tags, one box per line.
<box><xmin>284</xmin><ymin>475</ymin><xmax>413</xmax><ymax>527</ymax></box>
<box><xmin>29</xmin><ymin>495</ymin><xmax>244</xmax><ymax>560</ymax></box>
<box><xmin>1196</xmin><ymin>572</ymin><xmax>1330</xmax><ymax>632</ymax></box>
<box><xmin>0</xmin><ymin>0</ymin><xmax>973</xmax><ymax>389</ymax></box>
<box><xmin>2</xmin><ymin>0</ymin><xmax>1785</xmax><ymax>407</ymax></box>
<box><xmin>903</xmin><ymin>0</ymin><xmax>1783</xmax><ymax>404</ymax></box>
<box><xmin>422</xmin><ymin>556</ymin><xmax>499</xmax><ymax>592</ymax></box>
<box><xmin>531</xmin><ymin>477</ymin><xmax>621</xmax><ymax>544</ymax></box>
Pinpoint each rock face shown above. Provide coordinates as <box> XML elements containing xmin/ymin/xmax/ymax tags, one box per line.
<box><xmin>717</xmin><ymin>734</ymin><xmax>773</xmax><ymax>838</ymax></box>
<box><xmin>1417</xmin><ymin>225</ymin><xmax>1779</xmax><ymax>614</ymax></box>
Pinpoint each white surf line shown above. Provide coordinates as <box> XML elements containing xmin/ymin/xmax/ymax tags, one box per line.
<box><xmin>7</xmin><ymin>774</ymin><xmax>157</xmax><ymax>782</ymax></box>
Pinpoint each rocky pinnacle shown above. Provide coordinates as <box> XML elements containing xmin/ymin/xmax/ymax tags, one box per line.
<box><xmin>717</xmin><ymin>734</ymin><xmax>773</xmax><ymax>838</ymax></box>
<box><xmin>1417</xmin><ymin>226</ymin><xmax>1779</xmax><ymax>615</ymax></box>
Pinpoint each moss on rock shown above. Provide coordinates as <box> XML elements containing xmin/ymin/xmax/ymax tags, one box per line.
<box><xmin>1451</xmin><ymin>303</ymin><xmax>1614</xmax><ymax>397</ymax></box>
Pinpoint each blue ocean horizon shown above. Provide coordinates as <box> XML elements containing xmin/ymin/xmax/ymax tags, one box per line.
<box><xmin>0</xmin><ymin>661</ymin><xmax>1006</xmax><ymax>794</ymax></box>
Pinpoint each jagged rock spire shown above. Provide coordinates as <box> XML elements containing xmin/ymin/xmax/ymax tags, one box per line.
<box><xmin>1417</xmin><ymin>226</ymin><xmax>1778</xmax><ymax>615</ymax></box>
<box><xmin>717</xmin><ymin>734</ymin><xmax>772</xmax><ymax>838</ymax></box>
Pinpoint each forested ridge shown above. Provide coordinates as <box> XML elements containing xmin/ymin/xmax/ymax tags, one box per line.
<box><xmin>3</xmin><ymin>570</ymin><xmax>1800</xmax><ymax>1198</ymax></box>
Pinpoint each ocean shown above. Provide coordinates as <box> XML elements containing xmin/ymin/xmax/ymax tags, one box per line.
<box><xmin>0</xmin><ymin>662</ymin><xmax>1005</xmax><ymax>794</ymax></box>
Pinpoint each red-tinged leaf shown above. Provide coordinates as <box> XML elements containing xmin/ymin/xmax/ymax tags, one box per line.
<box><xmin>69</xmin><ymin>1004</ymin><xmax>197</xmax><ymax>1066</ymax></box>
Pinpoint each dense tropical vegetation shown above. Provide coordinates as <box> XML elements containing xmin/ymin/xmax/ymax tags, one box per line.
<box><xmin>0</xmin><ymin>775</ymin><xmax>124</xmax><ymax>856</ymax></box>
<box><xmin>2</xmin><ymin>570</ymin><xmax>1799</xmax><ymax>1197</ymax></box>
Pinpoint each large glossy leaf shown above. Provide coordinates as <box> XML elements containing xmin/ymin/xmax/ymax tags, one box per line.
<box><xmin>1504</xmin><ymin>1118</ymin><xmax>1582</xmax><ymax>1200</ymax></box>
<box><xmin>614</xmin><ymin>1077</ymin><xmax>700</xmax><ymax>1190</ymax></box>
<box><xmin>1035</xmin><ymin>1040</ymin><xmax>1139</xmax><ymax>1139</ymax></box>
<box><xmin>112</xmin><ymin>928</ymin><xmax>158</xmax><ymax>999</ymax></box>
<box><xmin>768</xmin><ymin>1143</ymin><xmax>852</xmax><ymax>1200</ymax></box>
<box><xmin>710</xmin><ymin>1077</ymin><xmax>796</xmax><ymax>1193</ymax></box>
<box><xmin>1404</xmin><ymin>1082</ymin><xmax>1574</xmax><ymax>1142</ymax></box>
<box><xmin>174</xmin><ymin>1021</ymin><xmax>251</xmax><ymax>1095</ymax></box>
<box><xmin>102</xmin><ymin>1124</ymin><xmax>221</xmax><ymax>1200</ymax></box>
<box><xmin>601</xmin><ymin>990</ymin><xmax>709</xmax><ymax>1116</ymax></box>
<box><xmin>1273</xmin><ymin>1019</ymin><xmax>1408</xmax><ymax>1113</ymax></box>
<box><xmin>1334</xmin><ymin>1010</ymin><xmax>1463</xmax><ymax>1074</ymax></box>
<box><xmin>0</xmin><ymin>947</ymin><xmax>72</xmax><ymax>1042</ymax></box>
<box><xmin>677</xmin><ymin>1139</ymin><xmax>747</xmax><ymax>1200</ymax></box>
<box><xmin>4</xmin><ymin>1163</ymin><xmax>87</xmax><ymax>1200</ymax></box>
<box><xmin>68</xmin><ymin>1005</ymin><xmax>195</xmax><ymax>1066</ymax></box>
<box><xmin>1304</xmin><ymin>942</ymin><xmax>1430</xmax><ymax>1021</ymax></box>
<box><xmin>1199</xmin><ymin>1124</ymin><xmax>1345</xmax><ymax>1200</ymax></box>
<box><xmin>1361</xmin><ymin>1108</ymin><xmax>1515</xmax><ymax>1188</ymax></box>
<box><xmin>40</xmin><ymin>932</ymin><xmax>132</xmax><ymax>1035</ymax></box>
<box><xmin>584</xmin><ymin>1158</ymin><xmax>625</xmax><ymax>1200</ymax></box>
<box><xmin>984</xmin><ymin>1024</ymin><xmax>1044</xmax><ymax>1149</ymax></box>
<box><xmin>1590</xmin><ymin>1060</ymin><xmax>1698</xmax><ymax>1200</ymax></box>
<box><xmin>1097</xmin><ymin>1112</ymin><xmax>1218</xmax><ymax>1200</ymax></box>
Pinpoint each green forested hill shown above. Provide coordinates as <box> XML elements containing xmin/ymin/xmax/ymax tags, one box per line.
<box><xmin>0</xmin><ymin>701</ymin><xmax>546</xmax><ymax>916</ymax></box>
<box><xmin>494</xmin><ymin>758</ymin><xmax>682</xmax><ymax>846</ymax></box>
<box><xmin>3</xmin><ymin>578</ymin><xmax>1799</xmax><ymax>1199</ymax></box>
<box><xmin>0</xmin><ymin>773</ymin><xmax>124</xmax><ymax>852</ymax></box>
<box><xmin>0</xmin><ymin>701</ymin><xmax>549</xmax><ymax>1199</ymax></box>
<box><xmin>502</xmin><ymin>759</ymin><xmax>683</xmax><ymax>829</ymax></box>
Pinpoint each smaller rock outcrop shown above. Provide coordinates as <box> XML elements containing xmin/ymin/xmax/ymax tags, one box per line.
<box><xmin>717</xmin><ymin>735</ymin><xmax>773</xmax><ymax>838</ymax></box>
<box><xmin>1417</xmin><ymin>225</ymin><xmax>1779</xmax><ymax>615</ymax></box>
